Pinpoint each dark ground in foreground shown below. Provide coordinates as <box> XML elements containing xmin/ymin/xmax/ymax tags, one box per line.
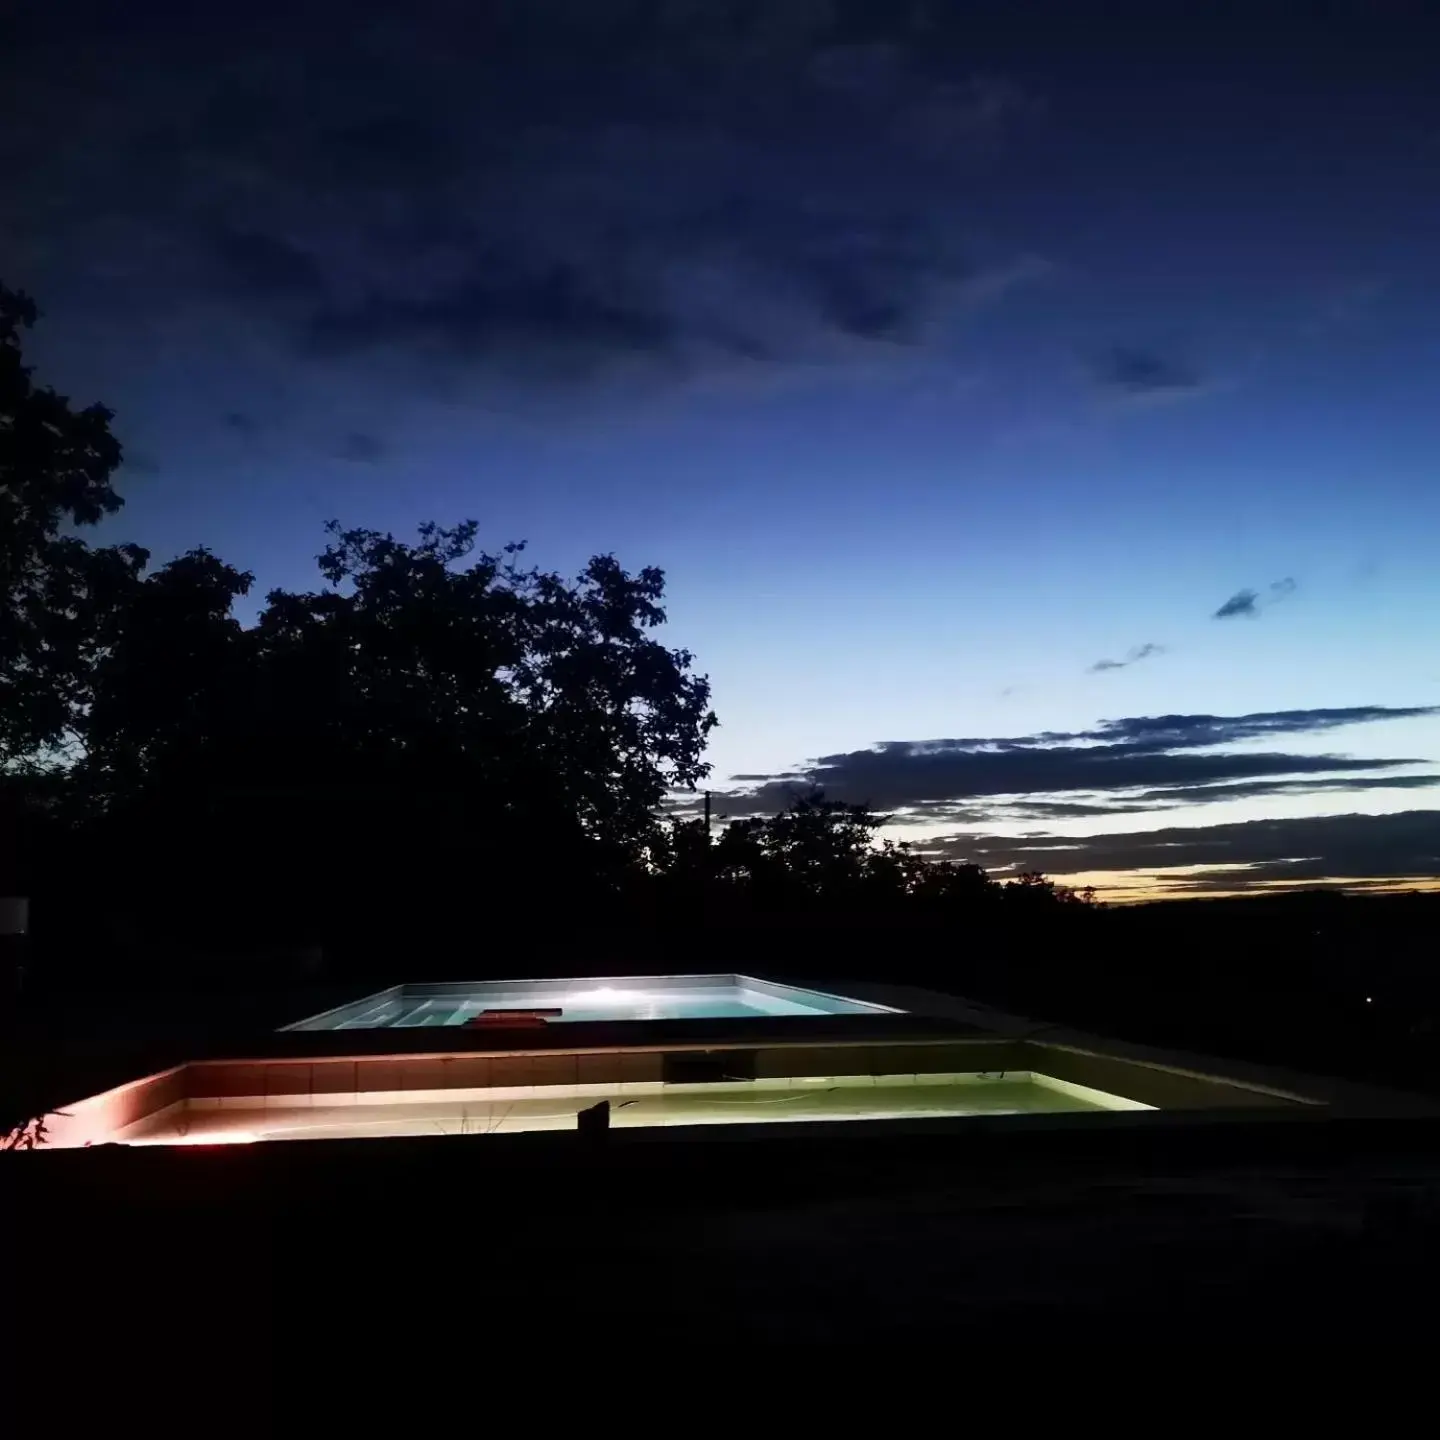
<box><xmin>11</xmin><ymin>1115</ymin><xmax>1440</xmax><ymax>1384</ymax></box>
<box><xmin>7</xmin><ymin>910</ymin><xmax>1440</xmax><ymax>1388</ymax></box>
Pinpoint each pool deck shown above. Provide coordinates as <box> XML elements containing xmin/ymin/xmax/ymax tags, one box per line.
<box><xmin>13</xmin><ymin>1099</ymin><xmax>1440</xmax><ymax>1360</ymax></box>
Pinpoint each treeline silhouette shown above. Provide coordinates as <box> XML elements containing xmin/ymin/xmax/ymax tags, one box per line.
<box><xmin>4</xmin><ymin>281</ymin><xmax>1437</xmax><ymax>1096</ymax></box>
<box><xmin>2</xmin><ymin>282</ymin><xmax>1087</xmax><ymax>971</ymax></box>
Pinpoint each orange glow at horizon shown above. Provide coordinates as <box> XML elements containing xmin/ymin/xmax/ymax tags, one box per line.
<box><xmin>1066</xmin><ymin>868</ymin><xmax>1440</xmax><ymax>904</ymax></box>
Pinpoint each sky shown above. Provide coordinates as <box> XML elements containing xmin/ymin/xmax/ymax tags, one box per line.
<box><xmin>5</xmin><ymin>0</ymin><xmax>1440</xmax><ymax>900</ymax></box>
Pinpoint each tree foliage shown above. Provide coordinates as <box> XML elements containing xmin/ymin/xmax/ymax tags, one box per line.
<box><xmin>0</xmin><ymin>285</ymin><xmax>147</xmax><ymax>768</ymax></box>
<box><xmin>57</xmin><ymin>521</ymin><xmax>720</xmax><ymax>941</ymax></box>
<box><xmin>650</xmin><ymin>791</ymin><xmax>1094</xmax><ymax>921</ymax></box>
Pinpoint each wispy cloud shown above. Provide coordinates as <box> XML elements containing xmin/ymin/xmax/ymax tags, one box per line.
<box><xmin>1213</xmin><ymin>577</ymin><xmax>1297</xmax><ymax>619</ymax></box>
<box><xmin>1091</xmin><ymin>347</ymin><xmax>1207</xmax><ymax>404</ymax></box>
<box><xmin>1088</xmin><ymin>642</ymin><xmax>1165</xmax><ymax>674</ymax></box>
<box><xmin>334</xmin><ymin>431</ymin><xmax>387</xmax><ymax>464</ymax></box>
<box><xmin>1298</xmin><ymin>277</ymin><xmax>1386</xmax><ymax>339</ymax></box>
<box><xmin>928</xmin><ymin>808</ymin><xmax>1440</xmax><ymax>894</ymax></box>
<box><xmin>975</xmin><ymin>772</ymin><xmax>1440</xmax><ymax>823</ymax></box>
<box><xmin>120</xmin><ymin>449</ymin><xmax>161</xmax><ymax>476</ymax></box>
<box><xmin>707</xmin><ymin>705</ymin><xmax>1439</xmax><ymax>825</ymax></box>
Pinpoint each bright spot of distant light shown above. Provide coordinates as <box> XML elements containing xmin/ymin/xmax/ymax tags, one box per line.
<box><xmin>127</xmin><ymin>1132</ymin><xmax>258</xmax><ymax>1147</ymax></box>
<box><xmin>1365</xmin><ymin>996</ymin><xmax>1374</xmax><ymax>1004</ymax></box>
<box><xmin>570</xmin><ymin>986</ymin><xmax>633</xmax><ymax>1003</ymax></box>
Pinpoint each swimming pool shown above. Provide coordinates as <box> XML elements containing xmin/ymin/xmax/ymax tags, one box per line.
<box><xmin>283</xmin><ymin>974</ymin><xmax>900</xmax><ymax>1030</ymax></box>
<box><xmin>108</xmin><ymin>1072</ymin><xmax>1152</xmax><ymax>1146</ymax></box>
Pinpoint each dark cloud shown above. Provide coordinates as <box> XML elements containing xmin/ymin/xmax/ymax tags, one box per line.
<box><xmin>1214</xmin><ymin>588</ymin><xmax>1258</xmax><ymax>618</ymax></box>
<box><xmin>1092</xmin><ymin>347</ymin><xmax>1203</xmax><ymax>398</ymax></box>
<box><xmin>992</xmin><ymin>799</ymin><xmax>1161</xmax><ymax>819</ymax></box>
<box><xmin>990</xmin><ymin>772</ymin><xmax>1440</xmax><ymax>822</ymax></box>
<box><xmin>929</xmin><ymin>809</ymin><xmax>1440</xmax><ymax>890</ymax></box>
<box><xmin>724</xmin><ymin>202</ymin><xmax>983</xmax><ymax>345</ymax></box>
<box><xmin>334</xmin><ymin>431</ymin><xmax>386</xmax><ymax>463</ymax></box>
<box><xmin>1088</xmin><ymin>641</ymin><xmax>1164</xmax><ymax>674</ymax></box>
<box><xmin>712</xmin><ymin>705</ymin><xmax>1440</xmax><ymax>818</ymax></box>
<box><xmin>306</xmin><ymin>265</ymin><xmax>680</xmax><ymax>374</ymax></box>
<box><xmin>0</xmin><ymin>2</ymin><xmax>1046</xmax><ymax>390</ymax></box>
<box><xmin>208</xmin><ymin>229</ymin><xmax>326</xmax><ymax>301</ymax></box>
<box><xmin>223</xmin><ymin>411</ymin><xmax>259</xmax><ymax>435</ymax></box>
<box><xmin>1067</xmin><ymin>707</ymin><xmax>1424</xmax><ymax>748</ymax></box>
<box><xmin>1213</xmin><ymin>577</ymin><xmax>1297</xmax><ymax>619</ymax></box>
<box><xmin>1127</xmin><ymin>772</ymin><xmax>1440</xmax><ymax>807</ymax></box>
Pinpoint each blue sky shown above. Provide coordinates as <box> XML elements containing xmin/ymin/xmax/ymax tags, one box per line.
<box><xmin>6</xmin><ymin>0</ymin><xmax>1440</xmax><ymax>897</ymax></box>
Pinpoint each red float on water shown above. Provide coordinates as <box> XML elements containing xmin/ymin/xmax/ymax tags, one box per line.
<box><xmin>463</xmin><ymin>1008</ymin><xmax>560</xmax><ymax>1028</ymax></box>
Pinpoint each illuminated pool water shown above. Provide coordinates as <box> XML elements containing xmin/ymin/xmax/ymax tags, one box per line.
<box><xmin>283</xmin><ymin>974</ymin><xmax>900</xmax><ymax>1031</ymax></box>
<box><xmin>110</xmin><ymin>1072</ymin><xmax>1153</xmax><ymax>1146</ymax></box>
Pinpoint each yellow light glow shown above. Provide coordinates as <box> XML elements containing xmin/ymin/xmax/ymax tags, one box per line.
<box><xmin>123</xmin><ymin>1131</ymin><xmax>258</xmax><ymax>1147</ymax></box>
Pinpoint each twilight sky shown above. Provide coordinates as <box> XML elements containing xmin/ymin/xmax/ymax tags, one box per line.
<box><xmin>6</xmin><ymin>0</ymin><xmax>1440</xmax><ymax>899</ymax></box>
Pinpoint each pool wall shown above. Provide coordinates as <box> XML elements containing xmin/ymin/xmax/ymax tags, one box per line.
<box><xmin>44</xmin><ymin>1031</ymin><xmax>1323</xmax><ymax>1148</ymax></box>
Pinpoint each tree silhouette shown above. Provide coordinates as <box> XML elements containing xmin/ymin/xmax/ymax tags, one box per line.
<box><xmin>0</xmin><ymin>285</ymin><xmax>146</xmax><ymax>770</ymax></box>
<box><xmin>715</xmin><ymin>794</ymin><xmax>889</xmax><ymax>908</ymax></box>
<box><xmin>0</xmin><ymin>286</ymin><xmax>154</xmax><ymax>925</ymax></box>
<box><xmin>56</xmin><ymin>518</ymin><xmax>718</xmax><ymax>949</ymax></box>
<box><xmin>3</xmin><ymin>279</ymin><xmax>1088</xmax><ymax>979</ymax></box>
<box><xmin>649</xmin><ymin>790</ymin><xmax>1022</xmax><ymax>922</ymax></box>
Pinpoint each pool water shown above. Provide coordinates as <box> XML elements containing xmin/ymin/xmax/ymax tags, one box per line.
<box><xmin>364</xmin><ymin>989</ymin><xmax>812</xmax><ymax>1028</ymax></box>
<box><xmin>286</xmin><ymin>975</ymin><xmax>897</xmax><ymax>1031</ymax></box>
